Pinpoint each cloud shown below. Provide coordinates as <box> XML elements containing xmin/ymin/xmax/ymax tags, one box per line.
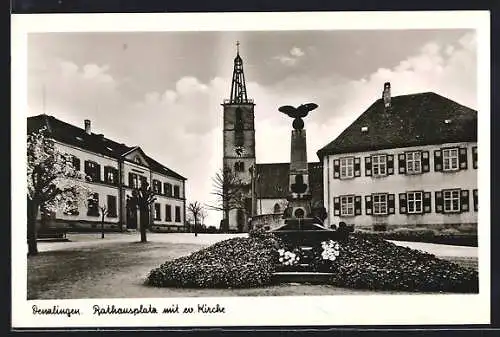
<box><xmin>273</xmin><ymin>46</ymin><xmax>306</xmax><ymax>66</ymax></box>
<box><xmin>290</xmin><ymin>47</ymin><xmax>305</xmax><ymax>57</ymax></box>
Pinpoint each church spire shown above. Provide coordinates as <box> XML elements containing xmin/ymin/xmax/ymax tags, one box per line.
<box><xmin>229</xmin><ymin>41</ymin><xmax>251</xmax><ymax>104</ymax></box>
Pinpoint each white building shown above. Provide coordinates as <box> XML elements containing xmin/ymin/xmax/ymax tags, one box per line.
<box><xmin>28</xmin><ymin>114</ymin><xmax>187</xmax><ymax>232</ymax></box>
<box><xmin>317</xmin><ymin>83</ymin><xmax>478</xmax><ymax>231</ymax></box>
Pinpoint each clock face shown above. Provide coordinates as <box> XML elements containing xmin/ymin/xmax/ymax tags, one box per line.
<box><xmin>235</xmin><ymin>146</ymin><xmax>245</xmax><ymax>157</ymax></box>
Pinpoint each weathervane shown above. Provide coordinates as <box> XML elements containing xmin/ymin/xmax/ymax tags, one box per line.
<box><xmin>279</xmin><ymin>103</ymin><xmax>319</xmax><ymax>130</ymax></box>
<box><xmin>236</xmin><ymin>40</ymin><xmax>240</xmax><ymax>54</ymax></box>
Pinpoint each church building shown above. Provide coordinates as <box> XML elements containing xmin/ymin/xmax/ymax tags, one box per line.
<box><xmin>221</xmin><ymin>45</ymin><xmax>323</xmax><ymax>232</ymax></box>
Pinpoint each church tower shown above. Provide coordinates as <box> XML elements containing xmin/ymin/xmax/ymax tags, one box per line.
<box><xmin>222</xmin><ymin>42</ymin><xmax>256</xmax><ymax>232</ymax></box>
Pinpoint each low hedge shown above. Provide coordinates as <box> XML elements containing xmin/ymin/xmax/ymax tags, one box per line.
<box><xmin>145</xmin><ymin>231</ymin><xmax>282</xmax><ymax>288</ymax></box>
<box><xmin>354</xmin><ymin>231</ymin><xmax>478</xmax><ymax>247</ymax></box>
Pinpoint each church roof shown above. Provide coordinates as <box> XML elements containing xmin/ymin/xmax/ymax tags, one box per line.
<box><xmin>255</xmin><ymin>162</ymin><xmax>323</xmax><ymax>205</ymax></box>
<box><xmin>317</xmin><ymin>91</ymin><xmax>477</xmax><ymax>159</ymax></box>
<box><xmin>27</xmin><ymin>114</ymin><xmax>186</xmax><ymax>180</ymax></box>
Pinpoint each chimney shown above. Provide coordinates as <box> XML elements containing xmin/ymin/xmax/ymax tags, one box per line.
<box><xmin>382</xmin><ymin>82</ymin><xmax>391</xmax><ymax>108</ymax></box>
<box><xmin>84</xmin><ymin>119</ymin><xmax>91</xmax><ymax>135</ymax></box>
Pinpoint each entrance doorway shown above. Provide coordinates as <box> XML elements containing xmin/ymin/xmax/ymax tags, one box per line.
<box><xmin>126</xmin><ymin>201</ymin><xmax>139</xmax><ymax>230</ymax></box>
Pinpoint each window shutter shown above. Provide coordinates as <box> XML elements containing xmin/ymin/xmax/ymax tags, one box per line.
<box><xmin>333</xmin><ymin>160</ymin><xmax>340</xmax><ymax>179</ymax></box>
<box><xmin>365</xmin><ymin>195</ymin><xmax>372</xmax><ymax>215</ymax></box>
<box><xmin>435</xmin><ymin>191</ymin><xmax>443</xmax><ymax>213</ymax></box>
<box><xmin>434</xmin><ymin>150</ymin><xmax>443</xmax><ymax>172</ymax></box>
<box><xmin>398</xmin><ymin>153</ymin><xmax>406</xmax><ymax>174</ymax></box>
<box><xmin>472</xmin><ymin>147</ymin><xmax>477</xmax><ymax>169</ymax></box>
<box><xmin>459</xmin><ymin>148</ymin><xmax>468</xmax><ymax>170</ymax></box>
<box><xmin>354</xmin><ymin>196</ymin><xmax>362</xmax><ymax>215</ymax></box>
<box><xmin>387</xmin><ymin>154</ymin><xmax>394</xmax><ymax>175</ymax></box>
<box><xmin>423</xmin><ymin>192</ymin><xmax>432</xmax><ymax>213</ymax></box>
<box><xmin>333</xmin><ymin>197</ymin><xmax>340</xmax><ymax>216</ymax></box>
<box><xmin>388</xmin><ymin>194</ymin><xmax>395</xmax><ymax>214</ymax></box>
<box><xmin>473</xmin><ymin>189</ymin><xmax>478</xmax><ymax>211</ymax></box>
<box><xmin>96</xmin><ymin>164</ymin><xmax>101</xmax><ymax>181</ymax></box>
<box><xmin>365</xmin><ymin>157</ymin><xmax>372</xmax><ymax>176</ymax></box>
<box><xmin>460</xmin><ymin>189</ymin><xmax>469</xmax><ymax>212</ymax></box>
<box><xmin>399</xmin><ymin>193</ymin><xmax>407</xmax><ymax>214</ymax></box>
<box><xmin>72</xmin><ymin>157</ymin><xmax>81</xmax><ymax>171</ymax></box>
<box><xmin>84</xmin><ymin>160</ymin><xmax>90</xmax><ymax>174</ymax></box>
<box><xmin>354</xmin><ymin>157</ymin><xmax>361</xmax><ymax>177</ymax></box>
<box><xmin>422</xmin><ymin>151</ymin><xmax>430</xmax><ymax>173</ymax></box>
<box><xmin>128</xmin><ymin>173</ymin><xmax>134</xmax><ymax>187</ymax></box>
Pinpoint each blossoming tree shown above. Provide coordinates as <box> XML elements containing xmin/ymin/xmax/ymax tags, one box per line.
<box><xmin>27</xmin><ymin>128</ymin><xmax>91</xmax><ymax>256</ymax></box>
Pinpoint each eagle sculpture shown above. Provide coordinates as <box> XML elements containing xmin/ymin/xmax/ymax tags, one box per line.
<box><xmin>279</xmin><ymin>103</ymin><xmax>318</xmax><ymax>130</ymax></box>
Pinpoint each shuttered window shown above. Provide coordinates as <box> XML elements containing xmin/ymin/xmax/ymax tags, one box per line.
<box><xmin>373</xmin><ymin>193</ymin><xmax>387</xmax><ymax>215</ymax></box>
<box><xmin>372</xmin><ymin>155</ymin><xmax>387</xmax><ymax>176</ymax></box>
<box><xmin>165</xmin><ymin>204</ymin><xmax>172</xmax><ymax>221</ymax></box>
<box><xmin>334</xmin><ymin>195</ymin><xmax>362</xmax><ymax>217</ymax></box>
<box><xmin>406</xmin><ymin>151</ymin><xmax>422</xmax><ymax>174</ymax></box>
<box><xmin>164</xmin><ymin>183</ymin><xmax>172</xmax><ymax>196</ymax></box>
<box><xmin>154</xmin><ymin>203</ymin><xmax>161</xmax><ymax>220</ymax></box>
<box><xmin>107</xmin><ymin>195</ymin><xmax>117</xmax><ymax>217</ymax></box>
<box><xmin>340</xmin><ymin>195</ymin><xmax>354</xmax><ymax>216</ymax></box>
<box><xmin>339</xmin><ymin>157</ymin><xmax>354</xmax><ymax>179</ymax></box>
<box><xmin>473</xmin><ymin>189</ymin><xmax>478</xmax><ymax>211</ymax></box>
<box><xmin>438</xmin><ymin>189</ymin><xmax>466</xmax><ymax>213</ymax></box>
<box><xmin>407</xmin><ymin>191</ymin><xmax>423</xmax><ymax>214</ymax></box>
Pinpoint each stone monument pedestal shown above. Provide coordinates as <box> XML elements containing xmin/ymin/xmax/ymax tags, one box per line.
<box><xmin>270</xmin><ymin>103</ymin><xmax>350</xmax><ymax>279</ymax></box>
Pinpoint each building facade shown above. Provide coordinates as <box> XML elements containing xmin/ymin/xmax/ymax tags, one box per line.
<box><xmin>28</xmin><ymin>114</ymin><xmax>187</xmax><ymax>232</ymax></box>
<box><xmin>317</xmin><ymin>83</ymin><xmax>478</xmax><ymax>230</ymax></box>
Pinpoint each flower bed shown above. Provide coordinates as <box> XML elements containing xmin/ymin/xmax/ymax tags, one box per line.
<box><xmin>326</xmin><ymin>236</ymin><xmax>478</xmax><ymax>292</ymax></box>
<box><xmin>146</xmin><ymin>229</ymin><xmax>478</xmax><ymax>293</ymax></box>
<box><xmin>145</xmin><ymin>231</ymin><xmax>282</xmax><ymax>288</ymax></box>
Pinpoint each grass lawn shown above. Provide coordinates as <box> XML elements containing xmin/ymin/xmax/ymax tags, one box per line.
<box><xmin>27</xmin><ymin>234</ymin><xmax>478</xmax><ymax>300</ymax></box>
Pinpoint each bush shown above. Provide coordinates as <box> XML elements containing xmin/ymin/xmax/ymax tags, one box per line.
<box><xmin>146</xmin><ymin>233</ymin><xmax>282</xmax><ymax>288</ymax></box>
<box><xmin>325</xmin><ymin>236</ymin><xmax>478</xmax><ymax>293</ymax></box>
<box><xmin>354</xmin><ymin>230</ymin><xmax>477</xmax><ymax>247</ymax></box>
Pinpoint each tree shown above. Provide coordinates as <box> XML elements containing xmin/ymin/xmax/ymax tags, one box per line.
<box><xmin>187</xmin><ymin>201</ymin><xmax>204</xmax><ymax>237</ymax></box>
<box><xmin>99</xmin><ymin>204</ymin><xmax>108</xmax><ymax>239</ymax></box>
<box><xmin>200</xmin><ymin>209</ymin><xmax>208</xmax><ymax>227</ymax></box>
<box><xmin>27</xmin><ymin>128</ymin><xmax>90</xmax><ymax>256</ymax></box>
<box><xmin>206</xmin><ymin>167</ymin><xmax>247</xmax><ymax>233</ymax></box>
<box><xmin>127</xmin><ymin>182</ymin><xmax>156</xmax><ymax>243</ymax></box>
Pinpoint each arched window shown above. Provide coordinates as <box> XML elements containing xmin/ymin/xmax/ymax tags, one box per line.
<box><xmin>273</xmin><ymin>203</ymin><xmax>281</xmax><ymax>214</ymax></box>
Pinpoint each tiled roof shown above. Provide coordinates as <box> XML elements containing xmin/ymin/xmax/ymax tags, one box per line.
<box><xmin>317</xmin><ymin>92</ymin><xmax>478</xmax><ymax>158</ymax></box>
<box><xmin>255</xmin><ymin>162</ymin><xmax>323</xmax><ymax>205</ymax></box>
<box><xmin>27</xmin><ymin>114</ymin><xmax>186</xmax><ymax>180</ymax></box>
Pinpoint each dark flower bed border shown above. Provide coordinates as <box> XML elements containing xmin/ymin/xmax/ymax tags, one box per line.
<box><xmin>355</xmin><ymin>231</ymin><xmax>478</xmax><ymax>247</ymax></box>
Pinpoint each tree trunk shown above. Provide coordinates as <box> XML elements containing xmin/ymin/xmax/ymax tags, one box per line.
<box><xmin>101</xmin><ymin>214</ymin><xmax>105</xmax><ymax>239</ymax></box>
<box><xmin>140</xmin><ymin>206</ymin><xmax>147</xmax><ymax>243</ymax></box>
<box><xmin>27</xmin><ymin>198</ymin><xmax>39</xmax><ymax>256</ymax></box>
<box><xmin>194</xmin><ymin>218</ymin><xmax>198</xmax><ymax>237</ymax></box>
<box><xmin>223</xmin><ymin>209</ymin><xmax>229</xmax><ymax>233</ymax></box>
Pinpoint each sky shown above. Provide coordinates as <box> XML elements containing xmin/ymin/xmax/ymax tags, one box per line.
<box><xmin>27</xmin><ymin>29</ymin><xmax>477</xmax><ymax>227</ymax></box>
